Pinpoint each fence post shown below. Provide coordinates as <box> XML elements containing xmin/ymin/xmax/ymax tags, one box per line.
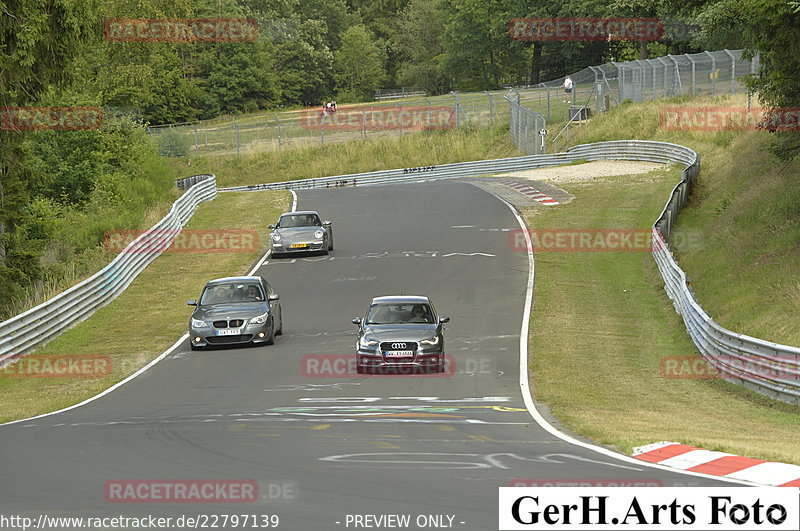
<box><xmin>704</xmin><ymin>51</ymin><xmax>716</xmax><ymax>95</ymax></box>
<box><xmin>485</xmin><ymin>91</ymin><xmax>493</xmax><ymax>122</ymax></box>
<box><xmin>723</xmin><ymin>49</ymin><xmax>736</xmax><ymax>94</ymax></box>
<box><xmin>686</xmin><ymin>54</ymin><xmax>696</xmax><ymax>96</ymax></box>
<box><xmin>234</xmin><ymin>123</ymin><xmax>240</xmax><ymax>155</ymax></box>
<box><xmin>362</xmin><ymin>109</ymin><xmax>366</xmax><ymax>138</ymax></box>
<box><xmin>276</xmin><ymin>117</ymin><xmax>282</xmax><ymax>148</ymax></box>
<box><xmin>191</xmin><ymin>125</ymin><xmax>199</xmax><ymax>154</ymax></box>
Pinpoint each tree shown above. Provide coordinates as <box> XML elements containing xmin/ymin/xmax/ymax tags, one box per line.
<box><xmin>333</xmin><ymin>25</ymin><xmax>387</xmax><ymax>101</ymax></box>
<box><xmin>392</xmin><ymin>0</ymin><xmax>448</xmax><ymax>93</ymax></box>
<box><xmin>698</xmin><ymin>0</ymin><xmax>800</xmax><ymax>159</ymax></box>
<box><xmin>0</xmin><ymin>0</ymin><xmax>100</xmax><ymax>303</ymax></box>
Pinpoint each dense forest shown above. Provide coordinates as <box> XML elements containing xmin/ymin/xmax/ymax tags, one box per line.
<box><xmin>0</xmin><ymin>0</ymin><xmax>798</xmax><ymax>315</ymax></box>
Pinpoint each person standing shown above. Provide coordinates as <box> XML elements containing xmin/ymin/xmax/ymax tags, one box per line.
<box><xmin>563</xmin><ymin>77</ymin><xmax>573</xmax><ymax>103</ymax></box>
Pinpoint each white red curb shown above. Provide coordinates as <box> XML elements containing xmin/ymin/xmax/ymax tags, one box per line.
<box><xmin>499</xmin><ymin>180</ymin><xmax>560</xmax><ymax>205</ymax></box>
<box><xmin>633</xmin><ymin>441</ymin><xmax>800</xmax><ymax>487</ymax></box>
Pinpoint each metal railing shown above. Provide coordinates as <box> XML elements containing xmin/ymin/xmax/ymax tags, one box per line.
<box><xmin>0</xmin><ymin>177</ymin><xmax>218</xmax><ymax>364</ymax></box>
<box><xmin>219</xmin><ymin>140</ymin><xmax>800</xmax><ymax>405</ymax></box>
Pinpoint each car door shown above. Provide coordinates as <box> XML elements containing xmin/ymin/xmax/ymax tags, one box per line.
<box><xmin>263</xmin><ymin>278</ymin><xmax>281</xmax><ymax>324</ymax></box>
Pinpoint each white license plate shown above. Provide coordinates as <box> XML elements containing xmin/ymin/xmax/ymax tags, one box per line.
<box><xmin>385</xmin><ymin>350</ymin><xmax>414</xmax><ymax>357</ymax></box>
<box><xmin>217</xmin><ymin>328</ymin><xmax>242</xmax><ymax>336</ymax></box>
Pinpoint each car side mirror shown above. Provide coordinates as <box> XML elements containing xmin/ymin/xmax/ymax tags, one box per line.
<box><xmin>268</xmin><ymin>224</ymin><xmax>275</xmax><ymax>229</ymax></box>
<box><xmin>323</xmin><ymin>221</ymin><xmax>332</xmax><ymax>226</ymax></box>
<box><xmin>268</xmin><ymin>293</ymin><xmax>280</xmax><ymax>301</ymax></box>
<box><xmin>439</xmin><ymin>316</ymin><xmax>450</xmax><ymax>323</ymax></box>
<box><xmin>187</xmin><ymin>299</ymin><xmax>197</xmax><ymax>306</ymax></box>
<box><xmin>352</xmin><ymin>317</ymin><xmax>362</xmax><ymax>325</ymax></box>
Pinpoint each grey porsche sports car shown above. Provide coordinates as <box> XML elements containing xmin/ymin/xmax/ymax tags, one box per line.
<box><xmin>352</xmin><ymin>295</ymin><xmax>449</xmax><ymax>374</ymax></box>
<box><xmin>268</xmin><ymin>211</ymin><xmax>333</xmax><ymax>258</ymax></box>
<box><xmin>188</xmin><ymin>276</ymin><xmax>282</xmax><ymax>350</ymax></box>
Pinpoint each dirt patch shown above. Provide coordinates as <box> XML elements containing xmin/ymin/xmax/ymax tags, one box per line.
<box><xmin>497</xmin><ymin>160</ymin><xmax>668</xmax><ymax>185</ymax></box>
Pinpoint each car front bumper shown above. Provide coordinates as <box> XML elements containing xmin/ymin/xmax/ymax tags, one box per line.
<box><xmin>190</xmin><ymin>319</ymin><xmax>273</xmax><ymax>348</ymax></box>
<box><xmin>271</xmin><ymin>240</ymin><xmax>325</xmax><ymax>254</ymax></box>
<box><xmin>356</xmin><ymin>349</ymin><xmax>444</xmax><ymax>373</ymax></box>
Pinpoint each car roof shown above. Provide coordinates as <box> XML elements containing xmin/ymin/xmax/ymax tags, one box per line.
<box><xmin>370</xmin><ymin>295</ymin><xmax>431</xmax><ymax>304</ymax></box>
<box><xmin>206</xmin><ymin>276</ymin><xmax>263</xmax><ymax>285</ymax></box>
<box><xmin>279</xmin><ymin>211</ymin><xmax>319</xmax><ymax>216</ymax></box>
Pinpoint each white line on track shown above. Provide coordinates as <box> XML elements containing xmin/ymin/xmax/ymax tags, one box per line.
<box><xmin>1</xmin><ymin>188</ymin><xmax>298</xmax><ymax>427</ymax></box>
<box><xmin>495</xmin><ymin>194</ymin><xmax>750</xmax><ymax>485</ymax></box>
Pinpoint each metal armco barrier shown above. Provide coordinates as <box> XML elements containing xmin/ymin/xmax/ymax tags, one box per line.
<box><xmin>175</xmin><ymin>173</ymin><xmax>214</xmax><ymax>190</ymax></box>
<box><xmin>221</xmin><ymin>140</ymin><xmax>800</xmax><ymax>405</ymax></box>
<box><xmin>0</xmin><ymin>177</ymin><xmax>218</xmax><ymax>364</ymax></box>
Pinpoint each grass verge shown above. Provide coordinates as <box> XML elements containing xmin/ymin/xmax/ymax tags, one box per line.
<box><xmin>527</xmin><ymin>169</ymin><xmax>800</xmax><ymax>464</ymax></box>
<box><xmin>528</xmin><ymin>110</ymin><xmax>800</xmax><ymax>462</ymax></box>
<box><xmin>0</xmin><ymin>190</ymin><xmax>290</xmax><ymax>424</ymax></box>
<box><xmin>164</xmin><ymin>122</ymin><xmax>520</xmax><ymax>188</ymax></box>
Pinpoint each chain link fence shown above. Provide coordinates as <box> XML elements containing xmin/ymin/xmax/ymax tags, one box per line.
<box><xmin>147</xmin><ymin>91</ymin><xmax>511</xmax><ymax>157</ymax></box>
<box><xmin>506</xmin><ymin>92</ymin><xmax>547</xmax><ymax>155</ymax></box>
<box><xmin>148</xmin><ymin>49</ymin><xmax>755</xmax><ymax>157</ymax></box>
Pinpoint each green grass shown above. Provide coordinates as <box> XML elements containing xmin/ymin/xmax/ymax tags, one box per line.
<box><xmin>526</xmin><ymin>92</ymin><xmax>800</xmax><ymax>463</ymax></box>
<box><xmin>526</xmin><ymin>169</ymin><xmax>800</xmax><ymax>464</ymax></box>
<box><xmin>568</xmin><ymin>93</ymin><xmax>800</xmax><ymax>346</ymax></box>
<box><xmin>0</xmin><ymin>190</ymin><xmax>290</xmax><ymax>424</ymax></box>
<box><xmin>165</xmin><ymin>122</ymin><xmax>521</xmax><ymax>188</ymax></box>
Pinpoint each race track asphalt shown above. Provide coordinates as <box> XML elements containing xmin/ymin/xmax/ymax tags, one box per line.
<box><xmin>0</xmin><ymin>182</ymin><xmax>735</xmax><ymax>530</ymax></box>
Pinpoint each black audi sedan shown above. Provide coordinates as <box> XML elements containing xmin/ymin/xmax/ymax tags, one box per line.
<box><xmin>188</xmin><ymin>276</ymin><xmax>282</xmax><ymax>350</ymax></box>
<box><xmin>352</xmin><ymin>295</ymin><xmax>449</xmax><ymax>374</ymax></box>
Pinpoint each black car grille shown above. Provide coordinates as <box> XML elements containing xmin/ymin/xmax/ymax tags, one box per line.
<box><xmin>206</xmin><ymin>334</ymin><xmax>253</xmax><ymax>344</ymax></box>
<box><xmin>380</xmin><ymin>342</ymin><xmax>417</xmax><ymax>352</ymax></box>
<box><xmin>213</xmin><ymin>319</ymin><xmax>245</xmax><ymax>328</ymax></box>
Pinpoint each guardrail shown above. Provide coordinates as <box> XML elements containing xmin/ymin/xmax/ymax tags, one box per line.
<box><xmin>220</xmin><ymin>140</ymin><xmax>800</xmax><ymax>405</ymax></box>
<box><xmin>175</xmin><ymin>173</ymin><xmax>214</xmax><ymax>190</ymax></box>
<box><xmin>0</xmin><ymin>176</ymin><xmax>218</xmax><ymax>364</ymax></box>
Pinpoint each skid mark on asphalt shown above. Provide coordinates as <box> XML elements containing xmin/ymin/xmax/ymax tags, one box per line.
<box><xmin>19</xmin><ymin>404</ymin><xmax>528</xmax><ymax>428</ymax></box>
<box><xmin>319</xmin><ymin>452</ymin><xmax>643</xmax><ymax>471</ymax></box>
<box><xmin>264</xmin><ymin>251</ymin><xmax>496</xmax><ymax>263</ymax></box>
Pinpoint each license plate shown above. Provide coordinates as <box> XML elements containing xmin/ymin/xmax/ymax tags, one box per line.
<box><xmin>385</xmin><ymin>350</ymin><xmax>414</xmax><ymax>358</ymax></box>
<box><xmin>217</xmin><ymin>328</ymin><xmax>241</xmax><ymax>336</ymax></box>
<box><xmin>290</xmin><ymin>243</ymin><xmax>308</xmax><ymax>248</ymax></box>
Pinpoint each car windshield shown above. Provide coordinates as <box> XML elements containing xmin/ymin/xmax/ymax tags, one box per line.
<box><xmin>200</xmin><ymin>283</ymin><xmax>264</xmax><ymax>305</ymax></box>
<box><xmin>365</xmin><ymin>303</ymin><xmax>433</xmax><ymax>324</ymax></box>
<box><xmin>277</xmin><ymin>214</ymin><xmax>321</xmax><ymax>228</ymax></box>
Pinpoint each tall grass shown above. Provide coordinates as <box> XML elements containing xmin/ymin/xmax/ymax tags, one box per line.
<box><xmin>164</xmin><ymin>122</ymin><xmax>520</xmax><ymax>188</ymax></box>
<box><xmin>566</xmin><ymin>94</ymin><xmax>800</xmax><ymax>346</ymax></box>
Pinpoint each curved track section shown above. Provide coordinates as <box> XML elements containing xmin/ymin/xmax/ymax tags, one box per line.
<box><xmin>0</xmin><ymin>182</ymin><xmax>733</xmax><ymax>529</ymax></box>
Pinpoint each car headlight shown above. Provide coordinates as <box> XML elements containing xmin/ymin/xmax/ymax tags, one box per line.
<box><xmin>271</xmin><ymin>233</ymin><xmax>281</xmax><ymax>241</ymax></box>
<box><xmin>420</xmin><ymin>336</ymin><xmax>439</xmax><ymax>346</ymax></box>
<box><xmin>191</xmin><ymin>318</ymin><xmax>209</xmax><ymax>328</ymax></box>
<box><xmin>250</xmin><ymin>312</ymin><xmax>270</xmax><ymax>325</ymax></box>
<box><xmin>359</xmin><ymin>337</ymin><xmax>378</xmax><ymax>349</ymax></box>
<box><xmin>314</xmin><ymin>229</ymin><xmax>324</xmax><ymax>239</ymax></box>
